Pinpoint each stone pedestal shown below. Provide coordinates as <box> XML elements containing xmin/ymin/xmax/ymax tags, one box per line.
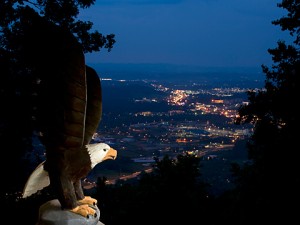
<box><xmin>36</xmin><ymin>199</ymin><xmax>104</xmax><ymax>225</ymax></box>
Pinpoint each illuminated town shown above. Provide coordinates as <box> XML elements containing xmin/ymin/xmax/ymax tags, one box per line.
<box><xmin>85</xmin><ymin>78</ymin><xmax>258</xmax><ymax>187</ymax></box>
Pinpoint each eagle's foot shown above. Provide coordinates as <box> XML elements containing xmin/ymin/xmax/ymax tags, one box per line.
<box><xmin>78</xmin><ymin>196</ymin><xmax>97</xmax><ymax>206</ymax></box>
<box><xmin>70</xmin><ymin>204</ymin><xmax>97</xmax><ymax>218</ymax></box>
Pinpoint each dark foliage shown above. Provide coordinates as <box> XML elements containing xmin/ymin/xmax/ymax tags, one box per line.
<box><xmin>1</xmin><ymin>187</ymin><xmax>55</xmax><ymax>225</ymax></box>
<box><xmin>92</xmin><ymin>154</ymin><xmax>214</xmax><ymax>225</ymax></box>
<box><xmin>231</xmin><ymin>0</ymin><xmax>300</xmax><ymax>224</ymax></box>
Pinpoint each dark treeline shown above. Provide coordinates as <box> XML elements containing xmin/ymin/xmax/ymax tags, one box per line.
<box><xmin>0</xmin><ymin>1</ymin><xmax>298</xmax><ymax>225</ymax></box>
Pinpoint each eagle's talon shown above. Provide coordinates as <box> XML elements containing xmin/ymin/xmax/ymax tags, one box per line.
<box><xmin>70</xmin><ymin>204</ymin><xmax>96</xmax><ymax>218</ymax></box>
<box><xmin>78</xmin><ymin>196</ymin><xmax>97</xmax><ymax>206</ymax></box>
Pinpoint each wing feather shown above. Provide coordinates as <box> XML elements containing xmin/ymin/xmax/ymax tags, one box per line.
<box><xmin>36</xmin><ymin>30</ymin><xmax>87</xmax><ymax>149</ymax></box>
<box><xmin>34</xmin><ymin>25</ymin><xmax>102</xmax><ymax>151</ymax></box>
<box><xmin>84</xmin><ymin>66</ymin><xmax>102</xmax><ymax>145</ymax></box>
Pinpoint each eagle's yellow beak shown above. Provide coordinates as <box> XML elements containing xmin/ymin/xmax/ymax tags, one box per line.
<box><xmin>103</xmin><ymin>147</ymin><xmax>117</xmax><ymax>161</ymax></box>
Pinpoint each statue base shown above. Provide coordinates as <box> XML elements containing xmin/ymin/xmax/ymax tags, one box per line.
<box><xmin>36</xmin><ymin>199</ymin><xmax>104</xmax><ymax>225</ymax></box>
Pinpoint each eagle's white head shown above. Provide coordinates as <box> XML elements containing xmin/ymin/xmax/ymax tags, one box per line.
<box><xmin>86</xmin><ymin>143</ymin><xmax>117</xmax><ymax>169</ymax></box>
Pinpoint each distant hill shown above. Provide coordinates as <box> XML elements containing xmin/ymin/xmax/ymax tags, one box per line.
<box><xmin>88</xmin><ymin>63</ymin><xmax>264</xmax><ymax>86</ymax></box>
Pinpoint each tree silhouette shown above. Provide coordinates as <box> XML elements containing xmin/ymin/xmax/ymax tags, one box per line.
<box><xmin>0</xmin><ymin>1</ymin><xmax>115</xmax><ymax>53</ymax></box>
<box><xmin>93</xmin><ymin>154</ymin><xmax>213</xmax><ymax>225</ymax></box>
<box><xmin>0</xmin><ymin>0</ymin><xmax>115</xmax><ymax>198</ymax></box>
<box><xmin>232</xmin><ymin>0</ymin><xmax>299</xmax><ymax>224</ymax></box>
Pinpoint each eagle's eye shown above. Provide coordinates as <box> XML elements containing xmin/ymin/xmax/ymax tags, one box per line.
<box><xmin>103</xmin><ymin>148</ymin><xmax>107</xmax><ymax>152</ymax></box>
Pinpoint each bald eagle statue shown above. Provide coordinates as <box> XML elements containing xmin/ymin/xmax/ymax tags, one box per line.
<box><xmin>20</xmin><ymin>13</ymin><xmax>117</xmax><ymax>218</ymax></box>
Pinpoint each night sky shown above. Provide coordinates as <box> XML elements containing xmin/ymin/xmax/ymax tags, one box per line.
<box><xmin>80</xmin><ymin>0</ymin><xmax>292</xmax><ymax>68</ymax></box>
